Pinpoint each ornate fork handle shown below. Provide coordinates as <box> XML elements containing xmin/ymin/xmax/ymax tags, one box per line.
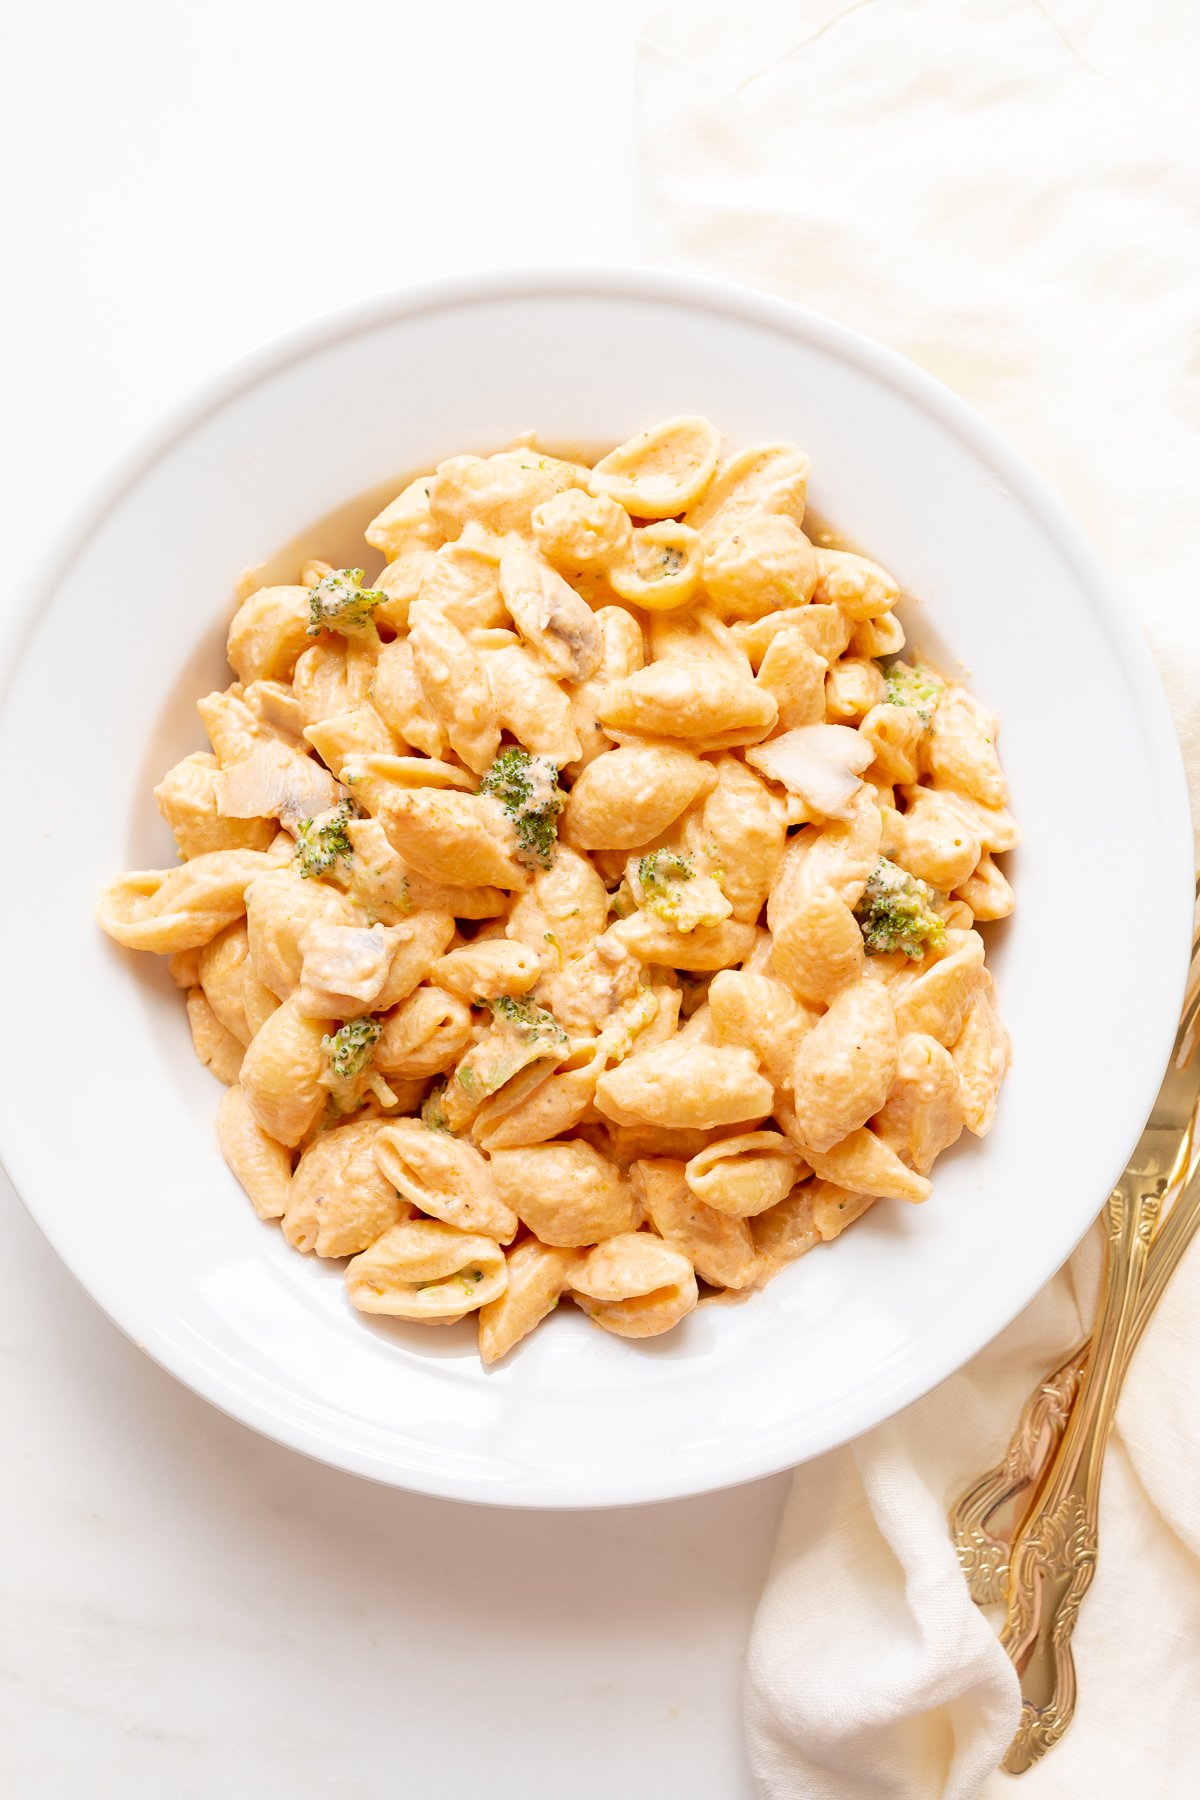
<box><xmin>950</xmin><ymin>1135</ymin><xmax>1200</xmax><ymax>1602</ymax></box>
<box><xmin>949</xmin><ymin>1345</ymin><xmax>1087</xmax><ymax>1605</ymax></box>
<box><xmin>997</xmin><ymin>1177</ymin><xmax>1160</xmax><ymax>1772</ymax></box>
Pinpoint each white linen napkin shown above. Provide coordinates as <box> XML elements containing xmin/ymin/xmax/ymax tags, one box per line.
<box><xmin>637</xmin><ymin>3</ymin><xmax>1200</xmax><ymax>1794</ymax></box>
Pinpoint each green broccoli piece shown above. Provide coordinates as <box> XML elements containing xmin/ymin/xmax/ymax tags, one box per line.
<box><xmin>608</xmin><ymin>882</ymin><xmax>635</xmax><ymax>920</ymax></box>
<box><xmin>321</xmin><ymin>1016</ymin><xmax>381</xmax><ymax>1081</ymax></box>
<box><xmin>637</xmin><ymin>849</ymin><xmax>694</xmax><ymax>894</ymax></box>
<box><xmin>294</xmin><ymin>799</ymin><xmax>357</xmax><ymax>880</ymax></box>
<box><xmin>854</xmin><ymin>857</ymin><xmax>947</xmax><ymax>959</ymax></box>
<box><xmin>436</xmin><ymin>994</ymin><xmax>568</xmax><ymax>1132</ymax></box>
<box><xmin>479</xmin><ymin>747</ymin><xmax>564</xmax><ymax>869</ymax></box>
<box><xmin>487</xmin><ymin>993</ymin><xmax>568</xmax><ymax>1049</ymax></box>
<box><xmin>421</xmin><ymin>1082</ymin><xmax>451</xmax><ymax>1133</ymax></box>
<box><xmin>633</xmin><ymin>850</ymin><xmax>698</xmax><ymax>926</ymax></box>
<box><xmin>882</xmin><ymin>660</ymin><xmax>944</xmax><ymax>726</ymax></box>
<box><xmin>307</xmin><ymin>567</ymin><xmax>385</xmax><ymax>639</ymax></box>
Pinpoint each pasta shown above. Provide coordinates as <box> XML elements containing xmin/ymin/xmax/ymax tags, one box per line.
<box><xmin>99</xmin><ymin>417</ymin><xmax>1015</xmax><ymax>1364</ymax></box>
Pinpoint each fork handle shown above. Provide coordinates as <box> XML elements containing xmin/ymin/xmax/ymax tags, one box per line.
<box><xmin>998</xmin><ymin>1183</ymin><xmax>1158</xmax><ymax>1772</ymax></box>
<box><xmin>949</xmin><ymin>1345</ymin><xmax>1088</xmax><ymax>1603</ymax></box>
<box><xmin>952</xmin><ymin>1142</ymin><xmax>1199</xmax><ymax>1603</ymax></box>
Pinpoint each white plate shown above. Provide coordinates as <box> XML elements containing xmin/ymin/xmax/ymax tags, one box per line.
<box><xmin>0</xmin><ymin>270</ymin><xmax>1190</xmax><ymax>1507</ymax></box>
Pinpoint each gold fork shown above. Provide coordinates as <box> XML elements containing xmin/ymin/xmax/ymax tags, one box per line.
<box><xmin>949</xmin><ymin>892</ymin><xmax>1200</xmax><ymax>1772</ymax></box>
<box><xmin>951</xmin><ymin>1136</ymin><xmax>1200</xmax><ymax>1608</ymax></box>
<box><xmin>950</xmin><ymin>894</ymin><xmax>1200</xmax><ymax>1607</ymax></box>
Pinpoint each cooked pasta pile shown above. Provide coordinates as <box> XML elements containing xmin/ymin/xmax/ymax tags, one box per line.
<box><xmin>98</xmin><ymin>417</ymin><xmax>1015</xmax><ymax>1363</ymax></box>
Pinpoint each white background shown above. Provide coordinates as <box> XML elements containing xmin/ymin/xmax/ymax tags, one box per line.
<box><xmin>0</xmin><ymin>3</ymin><xmax>786</xmax><ymax>1794</ymax></box>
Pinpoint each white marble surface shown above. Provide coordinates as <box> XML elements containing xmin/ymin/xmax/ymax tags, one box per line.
<box><xmin>1</xmin><ymin>3</ymin><xmax>787</xmax><ymax>1793</ymax></box>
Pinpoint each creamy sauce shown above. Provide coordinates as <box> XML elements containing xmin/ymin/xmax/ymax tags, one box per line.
<box><xmin>234</xmin><ymin>473</ymin><xmax>407</xmax><ymax>599</ymax></box>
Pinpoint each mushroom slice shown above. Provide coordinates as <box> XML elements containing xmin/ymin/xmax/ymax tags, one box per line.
<box><xmin>746</xmin><ymin>724</ymin><xmax>873</xmax><ymax>820</ymax></box>
<box><xmin>216</xmin><ymin>739</ymin><xmax>342</xmax><ymax>830</ymax></box>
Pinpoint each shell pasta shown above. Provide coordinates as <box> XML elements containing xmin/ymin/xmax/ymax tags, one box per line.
<box><xmin>99</xmin><ymin>418</ymin><xmax>1015</xmax><ymax>1363</ymax></box>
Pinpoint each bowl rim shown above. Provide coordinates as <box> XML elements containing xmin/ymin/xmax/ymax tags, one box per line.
<box><xmin>2</xmin><ymin>265</ymin><xmax>1192</xmax><ymax>1507</ymax></box>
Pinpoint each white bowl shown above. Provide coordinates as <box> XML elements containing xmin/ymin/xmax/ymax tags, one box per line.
<box><xmin>1</xmin><ymin>270</ymin><xmax>1190</xmax><ymax>1507</ymax></box>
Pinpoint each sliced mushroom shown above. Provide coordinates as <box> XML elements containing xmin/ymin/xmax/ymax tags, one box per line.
<box><xmin>746</xmin><ymin>724</ymin><xmax>873</xmax><ymax>820</ymax></box>
<box><xmin>498</xmin><ymin>538</ymin><xmax>603</xmax><ymax>681</ymax></box>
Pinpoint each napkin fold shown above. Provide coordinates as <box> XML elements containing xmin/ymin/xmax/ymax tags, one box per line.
<box><xmin>637</xmin><ymin>4</ymin><xmax>1200</xmax><ymax>1794</ymax></box>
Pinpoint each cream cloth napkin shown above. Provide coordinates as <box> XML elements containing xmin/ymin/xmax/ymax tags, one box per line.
<box><xmin>637</xmin><ymin>3</ymin><xmax>1200</xmax><ymax>1794</ymax></box>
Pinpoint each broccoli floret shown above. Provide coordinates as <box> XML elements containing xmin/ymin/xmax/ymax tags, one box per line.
<box><xmin>294</xmin><ymin>799</ymin><xmax>357</xmax><ymax>880</ymax></box>
<box><xmin>479</xmin><ymin>748</ymin><xmax>564</xmax><ymax>869</ymax></box>
<box><xmin>421</xmin><ymin>1082</ymin><xmax>451</xmax><ymax>1133</ymax></box>
<box><xmin>637</xmin><ymin>849</ymin><xmax>694</xmax><ymax>896</ymax></box>
<box><xmin>437</xmin><ymin>995</ymin><xmax>568</xmax><ymax>1132</ymax></box>
<box><xmin>487</xmin><ymin>993</ymin><xmax>568</xmax><ymax>1049</ymax></box>
<box><xmin>321</xmin><ymin>1016</ymin><xmax>381</xmax><ymax>1081</ymax></box>
<box><xmin>628</xmin><ymin>849</ymin><xmax>730</xmax><ymax>931</ymax></box>
<box><xmin>883</xmin><ymin>660</ymin><xmax>944</xmax><ymax>726</ymax></box>
<box><xmin>854</xmin><ymin>857</ymin><xmax>947</xmax><ymax>958</ymax></box>
<box><xmin>307</xmin><ymin>567</ymin><xmax>384</xmax><ymax>639</ymax></box>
